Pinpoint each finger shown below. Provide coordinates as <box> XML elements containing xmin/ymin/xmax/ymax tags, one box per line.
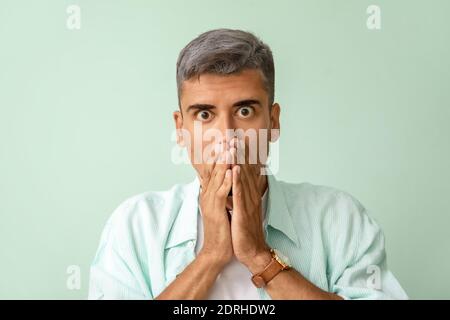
<box><xmin>201</xmin><ymin>143</ymin><xmax>225</xmax><ymax>190</ymax></box>
<box><xmin>217</xmin><ymin>141</ymin><xmax>232</xmax><ymax>166</ymax></box>
<box><xmin>226</xmin><ymin>146</ymin><xmax>236</xmax><ymax>167</ymax></box>
<box><xmin>208</xmin><ymin>150</ymin><xmax>228</xmax><ymax>192</ymax></box>
<box><xmin>239</xmin><ymin>163</ymin><xmax>253</xmax><ymax>191</ymax></box>
<box><xmin>234</xmin><ymin>137</ymin><xmax>245</xmax><ymax>164</ymax></box>
<box><xmin>217</xmin><ymin>169</ymin><xmax>232</xmax><ymax>198</ymax></box>
<box><xmin>205</xmin><ymin>145</ymin><xmax>222</xmax><ymax>172</ymax></box>
<box><xmin>199</xmin><ymin>167</ymin><xmax>211</xmax><ymax>190</ymax></box>
<box><xmin>232</xmin><ymin>165</ymin><xmax>243</xmax><ymax>208</ymax></box>
<box><xmin>240</xmin><ymin>163</ymin><xmax>260</xmax><ymax>200</ymax></box>
<box><xmin>244</xmin><ymin>167</ymin><xmax>257</xmax><ymax>187</ymax></box>
<box><xmin>229</xmin><ymin>137</ymin><xmax>238</xmax><ymax>150</ymax></box>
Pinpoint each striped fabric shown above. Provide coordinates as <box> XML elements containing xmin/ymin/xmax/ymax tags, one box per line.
<box><xmin>88</xmin><ymin>173</ymin><xmax>408</xmax><ymax>300</ymax></box>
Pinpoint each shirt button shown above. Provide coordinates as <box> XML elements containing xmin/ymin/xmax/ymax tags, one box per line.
<box><xmin>188</xmin><ymin>240</ymin><xmax>195</xmax><ymax>248</ymax></box>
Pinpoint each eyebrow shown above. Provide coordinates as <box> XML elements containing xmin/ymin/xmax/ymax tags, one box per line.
<box><xmin>185</xmin><ymin>99</ymin><xmax>262</xmax><ymax>113</ymax></box>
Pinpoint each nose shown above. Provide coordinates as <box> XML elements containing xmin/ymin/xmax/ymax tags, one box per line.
<box><xmin>217</xmin><ymin>114</ymin><xmax>236</xmax><ymax>143</ymax></box>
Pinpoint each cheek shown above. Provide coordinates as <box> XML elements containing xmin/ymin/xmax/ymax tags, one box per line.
<box><xmin>238</xmin><ymin>115</ymin><xmax>268</xmax><ymax>131</ymax></box>
<box><xmin>190</xmin><ymin>162</ymin><xmax>213</xmax><ymax>184</ymax></box>
<box><xmin>186</xmin><ymin>139</ymin><xmax>221</xmax><ymax>169</ymax></box>
<box><xmin>192</xmin><ymin>163</ymin><xmax>204</xmax><ymax>176</ymax></box>
<box><xmin>239</xmin><ymin>128</ymin><xmax>270</xmax><ymax>165</ymax></box>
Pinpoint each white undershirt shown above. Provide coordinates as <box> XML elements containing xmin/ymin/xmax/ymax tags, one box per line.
<box><xmin>195</xmin><ymin>189</ymin><xmax>269</xmax><ymax>300</ymax></box>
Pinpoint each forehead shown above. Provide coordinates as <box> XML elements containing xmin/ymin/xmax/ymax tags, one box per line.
<box><xmin>180</xmin><ymin>69</ymin><xmax>268</xmax><ymax>108</ymax></box>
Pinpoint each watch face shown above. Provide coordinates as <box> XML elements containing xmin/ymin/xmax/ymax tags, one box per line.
<box><xmin>273</xmin><ymin>249</ymin><xmax>291</xmax><ymax>267</ymax></box>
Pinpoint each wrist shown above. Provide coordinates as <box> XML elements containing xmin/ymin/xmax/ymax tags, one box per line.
<box><xmin>197</xmin><ymin>250</ymin><xmax>229</xmax><ymax>270</ymax></box>
<box><xmin>243</xmin><ymin>249</ymin><xmax>273</xmax><ymax>274</ymax></box>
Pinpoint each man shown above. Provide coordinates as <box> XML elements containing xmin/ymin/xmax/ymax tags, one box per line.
<box><xmin>88</xmin><ymin>29</ymin><xmax>408</xmax><ymax>300</ymax></box>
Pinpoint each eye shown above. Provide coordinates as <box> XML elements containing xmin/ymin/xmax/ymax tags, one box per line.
<box><xmin>196</xmin><ymin>110</ymin><xmax>213</xmax><ymax>122</ymax></box>
<box><xmin>236</xmin><ymin>106</ymin><xmax>254</xmax><ymax>118</ymax></box>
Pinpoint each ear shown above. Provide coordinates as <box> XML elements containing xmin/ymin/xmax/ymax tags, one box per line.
<box><xmin>173</xmin><ymin>110</ymin><xmax>185</xmax><ymax>147</ymax></box>
<box><xmin>269</xmin><ymin>103</ymin><xmax>281</xmax><ymax>142</ymax></box>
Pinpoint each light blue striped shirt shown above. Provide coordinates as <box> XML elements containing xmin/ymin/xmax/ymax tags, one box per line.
<box><xmin>88</xmin><ymin>173</ymin><xmax>408</xmax><ymax>300</ymax></box>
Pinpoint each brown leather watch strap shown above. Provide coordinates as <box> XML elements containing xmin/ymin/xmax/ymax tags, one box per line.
<box><xmin>251</xmin><ymin>250</ymin><xmax>290</xmax><ymax>288</ymax></box>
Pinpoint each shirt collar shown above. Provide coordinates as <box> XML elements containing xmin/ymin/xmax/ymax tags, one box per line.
<box><xmin>165</xmin><ymin>171</ymin><xmax>300</xmax><ymax>249</ymax></box>
<box><xmin>261</xmin><ymin>186</ymin><xmax>268</xmax><ymax>221</ymax></box>
<box><xmin>265</xmin><ymin>173</ymin><xmax>301</xmax><ymax>247</ymax></box>
<box><xmin>164</xmin><ymin>177</ymin><xmax>200</xmax><ymax>249</ymax></box>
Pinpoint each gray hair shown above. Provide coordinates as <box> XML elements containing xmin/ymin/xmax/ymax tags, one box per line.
<box><xmin>176</xmin><ymin>28</ymin><xmax>275</xmax><ymax>107</ymax></box>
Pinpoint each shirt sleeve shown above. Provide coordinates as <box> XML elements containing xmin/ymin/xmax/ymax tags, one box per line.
<box><xmin>88</xmin><ymin>201</ymin><xmax>153</xmax><ymax>300</ymax></box>
<box><xmin>326</xmin><ymin>192</ymin><xmax>409</xmax><ymax>300</ymax></box>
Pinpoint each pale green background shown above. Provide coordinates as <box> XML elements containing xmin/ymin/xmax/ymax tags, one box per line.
<box><xmin>1</xmin><ymin>0</ymin><xmax>449</xmax><ymax>299</ymax></box>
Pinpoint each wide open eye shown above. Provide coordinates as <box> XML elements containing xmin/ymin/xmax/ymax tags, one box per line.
<box><xmin>236</xmin><ymin>106</ymin><xmax>254</xmax><ymax>119</ymax></box>
<box><xmin>196</xmin><ymin>110</ymin><xmax>214</xmax><ymax>122</ymax></box>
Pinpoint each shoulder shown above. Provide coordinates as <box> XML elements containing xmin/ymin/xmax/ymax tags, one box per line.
<box><xmin>278</xmin><ymin>179</ymin><xmax>364</xmax><ymax>210</ymax></box>
<box><xmin>103</xmin><ymin>180</ymin><xmax>195</xmax><ymax>246</ymax></box>
<box><xmin>277</xmin><ymin>178</ymin><xmax>383</xmax><ymax>259</ymax></box>
<box><xmin>276</xmin><ymin>178</ymin><xmax>374</xmax><ymax>230</ymax></box>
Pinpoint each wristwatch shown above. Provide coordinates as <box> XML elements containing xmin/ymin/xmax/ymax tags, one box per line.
<box><xmin>251</xmin><ymin>248</ymin><xmax>291</xmax><ymax>288</ymax></box>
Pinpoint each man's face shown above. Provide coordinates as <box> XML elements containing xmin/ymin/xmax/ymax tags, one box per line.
<box><xmin>173</xmin><ymin>68</ymin><xmax>280</xmax><ymax>180</ymax></box>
